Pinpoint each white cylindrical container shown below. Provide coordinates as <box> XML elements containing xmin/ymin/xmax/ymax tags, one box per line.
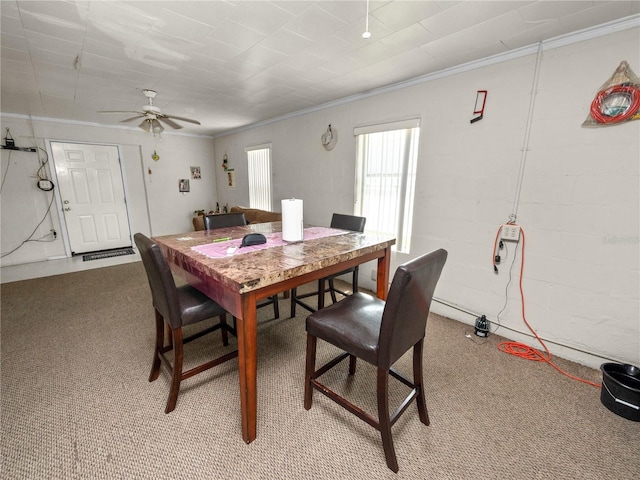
<box><xmin>281</xmin><ymin>198</ymin><xmax>304</xmax><ymax>242</ymax></box>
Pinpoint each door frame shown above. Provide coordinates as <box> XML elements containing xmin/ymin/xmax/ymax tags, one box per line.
<box><xmin>46</xmin><ymin>139</ymin><xmax>134</xmax><ymax>258</ymax></box>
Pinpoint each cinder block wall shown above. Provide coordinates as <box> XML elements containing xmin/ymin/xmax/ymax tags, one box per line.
<box><xmin>213</xmin><ymin>27</ymin><xmax>640</xmax><ymax>369</ymax></box>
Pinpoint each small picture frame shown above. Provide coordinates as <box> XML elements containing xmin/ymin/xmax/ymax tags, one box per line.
<box><xmin>227</xmin><ymin>169</ymin><xmax>236</xmax><ymax>189</ymax></box>
<box><xmin>190</xmin><ymin>166</ymin><xmax>201</xmax><ymax>179</ymax></box>
<box><xmin>179</xmin><ymin>179</ymin><xmax>190</xmax><ymax>192</ymax></box>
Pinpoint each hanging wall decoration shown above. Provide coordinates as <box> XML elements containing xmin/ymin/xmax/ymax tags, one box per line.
<box><xmin>222</xmin><ymin>152</ymin><xmax>229</xmax><ymax>171</ymax></box>
<box><xmin>470</xmin><ymin>90</ymin><xmax>487</xmax><ymax>123</ymax></box>
<box><xmin>583</xmin><ymin>61</ymin><xmax>640</xmax><ymax>127</ymax></box>
<box><xmin>321</xmin><ymin>124</ymin><xmax>338</xmax><ymax>150</ymax></box>
<box><xmin>227</xmin><ymin>169</ymin><xmax>236</xmax><ymax>189</ymax></box>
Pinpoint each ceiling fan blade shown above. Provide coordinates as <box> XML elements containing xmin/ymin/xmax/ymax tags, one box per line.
<box><xmin>159</xmin><ymin>117</ymin><xmax>182</xmax><ymax>129</ymax></box>
<box><xmin>119</xmin><ymin>116</ymin><xmax>143</xmax><ymax>123</ymax></box>
<box><xmin>163</xmin><ymin>114</ymin><xmax>201</xmax><ymax>125</ymax></box>
<box><xmin>98</xmin><ymin>110</ymin><xmax>142</xmax><ymax>115</ymax></box>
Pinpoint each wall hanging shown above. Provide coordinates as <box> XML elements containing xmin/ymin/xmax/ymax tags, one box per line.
<box><xmin>583</xmin><ymin>61</ymin><xmax>640</xmax><ymax>127</ymax></box>
<box><xmin>470</xmin><ymin>90</ymin><xmax>487</xmax><ymax>123</ymax></box>
<box><xmin>227</xmin><ymin>169</ymin><xmax>236</xmax><ymax>189</ymax></box>
<box><xmin>321</xmin><ymin>124</ymin><xmax>337</xmax><ymax>150</ymax></box>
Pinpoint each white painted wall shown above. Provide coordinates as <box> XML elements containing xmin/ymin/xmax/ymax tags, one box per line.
<box><xmin>0</xmin><ymin>118</ymin><xmax>218</xmax><ymax>266</ymax></box>
<box><xmin>212</xmin><ymin>27</ymin><xmax>640</xmax><ymax>369</ymax></box>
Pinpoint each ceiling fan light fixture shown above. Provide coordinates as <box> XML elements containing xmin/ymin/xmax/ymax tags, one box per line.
<box><xmin>139</xmin><ymin>119</ymin><xmax>151</xmax><ymax>132</ymax></box>
<box><xmin>151</xmin><ymin>119</ymin><xmax>164</xmax><ymax>135</ymax></box>
<box><xmin>100</xmin><ymin>89</ymin><xmax>200</xmax><ymax>132</ymax></box>
<box><xmin>152</xmin><ymin>119</ymin><xmax>163</xmax><ymax>131</ymax></box>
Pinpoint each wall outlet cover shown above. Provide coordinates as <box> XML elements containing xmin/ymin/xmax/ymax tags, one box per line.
<box><xmin>501</xmin><ymin>225</ymin><xmax>520</xmax><ymax>241</ymax></box>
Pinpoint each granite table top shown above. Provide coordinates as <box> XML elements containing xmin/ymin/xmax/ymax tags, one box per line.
<box><xmin>152</xmin><ymin>221</ymin><xmax>396</xmax><ymax>294</ymax></box>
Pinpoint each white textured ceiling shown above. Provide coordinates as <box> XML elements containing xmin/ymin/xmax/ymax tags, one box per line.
<box><xmin>1</xmin><ymin>0</ymin><xmax>639</xmax><ymax>136</ymax></box>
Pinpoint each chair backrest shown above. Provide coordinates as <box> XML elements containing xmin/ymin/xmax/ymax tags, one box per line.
<box><xmin>134</xmin><ymin>233</ymin><xmax>182</xmax><ymax>329</ymax></box>
<box><xmin>204</xmin><ymin>212</ymin><xmax>247</xmax><ymax>230</ymax></box>
<box><xmin>378</xmin><ymin>249</ymin><xmax>448</xmax><ymax>369</ymax></box>
<box><xmin>330</xmin><ymin>213</ymin><xmax>366</xmax><ymax>233</ymax></box>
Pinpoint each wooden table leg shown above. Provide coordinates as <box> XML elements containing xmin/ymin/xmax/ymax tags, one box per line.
<box><xmin>376</xmin><ymin>246</ymin><xmax>391</xmax><ymax>300</ymax></box>
<box><xmin>238</xmin><ymin>292</ymin><xmax>258</xmax><ymax>443</ymax></box>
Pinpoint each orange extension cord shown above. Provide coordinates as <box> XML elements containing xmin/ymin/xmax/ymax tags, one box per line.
<box><xmin>493</xmin><ymin>223</ymin><xmax>601</xmax><ymax>388</ymax></box>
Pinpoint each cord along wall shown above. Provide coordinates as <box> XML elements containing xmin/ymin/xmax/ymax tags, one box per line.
<box><xmin>425</xmin><ymin>30</ymin><xmax>639</xmax><ymax>369</ymax></box>
<box><xmin>0</xmin><ymin>123</ymin><xmax>61</xmax><ymax>264</ymax></box>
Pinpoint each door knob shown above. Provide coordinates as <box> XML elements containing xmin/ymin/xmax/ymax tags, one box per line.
<box><xmin>63</xmin><ymin>200</ymin><xmax>69</xmax><ymax>204</ymax></box>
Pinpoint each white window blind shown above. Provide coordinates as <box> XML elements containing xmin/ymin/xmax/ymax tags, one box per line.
<box><xmin>354</xmin><ymin>119</ymin><xmax>420</xmax><ymax>253</ymax></box>
<box><xmin>245</xmin><ymin>143</ymin><xmax>272</xmax><ymax>211</ymax></box>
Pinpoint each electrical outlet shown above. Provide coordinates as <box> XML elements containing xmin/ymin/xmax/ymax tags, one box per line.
<box><xmin>371</xmin><ymin>269</ymin><xmax>377</xmax><ymax>281</ymax></box>
<box><xmin>501</xmin><ymin>225</ymin><xmax>520</xmax><ymax>241</ymax></box>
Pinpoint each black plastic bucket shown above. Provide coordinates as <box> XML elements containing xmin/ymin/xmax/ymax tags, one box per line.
<box><xmin>600</xmin><ymin>363</ymin><xmax>640</xmax><ymax>421</ymax></box>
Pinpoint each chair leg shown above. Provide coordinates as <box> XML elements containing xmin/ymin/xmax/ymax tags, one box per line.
<box><xmin>166</xmin><ymin>321</ymin><xmax>173</xmax><ymax>348</ymax></box>
<box><xmin>149</xmin><ymin>310</ymin><xmax>164</xmax><ymax>382</ymax></box>
<box><xmin>165</xmin><ymin>327</ymin><xmax>184</xmax><ymax>414</ymax></box>
<box><xmin>290</xmin><ymin>288</ymin><xmax>298</xmax><ymax>318</ymax></box>
<box><xmin>377</xmin><ymin>367</ymin><xmax>399</xmax><ymax>473</ymax></box>
<box><xmin>328</xmin><ymin>278</ymin><xmax>338</xmax><ymax>303</ymax></box>
<box><xmin>413</xmin><ymin>339</ymin><xmax>430</xmax><ymax>425</ymax></box>
<box><xmin>272</xmin><ymin>295</ymin><xmax>280</xmax><ymax>319</ymax></box>
<box><xmin>352</xmin><ymin>266</ymin><xmax>359</xmax><ymax>292</ymax></box>
<box><xmin>349</xmin><ymin>354</ymin><xmax>357</xmax><ymax>374</ymax></box>
<box><xmin>304</xmin><ymin>334</ymin><xmax>317</xmax><ymax>410</ymax></box>
<box><xmin>318</xmin><ymin>279</ymin><xmax>326</xmax><ymax>310</ymax></box>
<box><xmin>220</xmin><ymin>314</ymin><xmax>229</xmax><ymax>346</ymax></box>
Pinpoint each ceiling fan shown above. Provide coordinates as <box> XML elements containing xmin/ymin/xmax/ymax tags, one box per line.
<box><xmin>98</xmin><ymin>89</ymin><xmax>201</xmax><ymax>133</ymax></box>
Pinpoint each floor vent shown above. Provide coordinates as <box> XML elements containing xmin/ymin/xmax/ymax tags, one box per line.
<box><xmin>82</xmin><ymin>248</ymin><xmax>135</xmax><ymax>262</ymax></box>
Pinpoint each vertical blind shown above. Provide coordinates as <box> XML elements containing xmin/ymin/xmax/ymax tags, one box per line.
<box><xmin>354</xmin><ymin>119</ymin><xmax>420</xmax><ymax>253</ymax></box>
<box><xmin>245</xmin><ymin>143</ymin><xmax>272</xmax><ymax>211</ymax></box>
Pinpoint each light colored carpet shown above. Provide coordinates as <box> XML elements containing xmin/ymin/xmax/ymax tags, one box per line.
<box><xmin>1</xmin><ymin>262</ymin><xmax>638</xmax><ymax>479</ymax></box>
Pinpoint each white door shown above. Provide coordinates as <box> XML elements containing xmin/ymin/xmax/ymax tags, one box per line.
<box><xmin>51</xmin><ymin>142</ymin><xmax>131</xmax><ymax>254</ymax></box>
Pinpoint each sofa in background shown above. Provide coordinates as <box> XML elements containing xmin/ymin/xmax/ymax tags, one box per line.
<box><xmin>230</xmin><ymin>206</ymin><xmax>282</xmax><ymax>224</ymax></box>
<box><xmin>193</xmin><ymin>206</ymin><xmax>281</xmax><ymax>231</ymax></box>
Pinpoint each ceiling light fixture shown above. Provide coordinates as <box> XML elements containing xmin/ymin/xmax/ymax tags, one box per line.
<box><xmin>151</xmin><ymin>119</ymin><xmax>164</xmax><ymax>135</ymax></box>
<box><xmin>138</xmin><ymin>118</ymin><xmax>164</xmax><ymax>137</ymax></box>
<box><xmin>362</xmin><ymin>0</ymin><xmax>371</xmax><ymax>39</ymax></box>
<box><xmin>139</xmin><ymin>119</ymin><xmax>151</xmax><ymax>132</ymax></box>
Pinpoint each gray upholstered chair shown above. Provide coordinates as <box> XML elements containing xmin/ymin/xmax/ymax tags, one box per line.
<box><xmin>304</xmin><ymin>249</ymin><xmax>448</xmax><ymax>472</ymax></box>
<box><xmin>203</xmin><ymin>212</ymin><xmax>247</xmax><ymax>229</ymax></box>
<box><xmin>290</xmin><ymin>213</ymin><xmax>366</xmax><ymax>317</ymax></box>
<box><xmin>134</xmin><ymin>233</ymin><xmax>238</xmax><ymax>413</ymax></box>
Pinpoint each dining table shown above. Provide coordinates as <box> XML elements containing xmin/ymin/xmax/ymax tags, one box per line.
<box><xmin>152</xmin><ymin>221</ymin><xmax>396</xmax><ymax>443</ymax></box>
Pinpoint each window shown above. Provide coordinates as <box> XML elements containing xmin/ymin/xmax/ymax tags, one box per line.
<box><xmin>354</xmin><ymin>119</ymin><xmax>420</xmax><ymax>253</ymax></box>
<box><xmin>245</xmin><ymin>143</ymin><xmax>272</xmax><ymax>211</ymax></box>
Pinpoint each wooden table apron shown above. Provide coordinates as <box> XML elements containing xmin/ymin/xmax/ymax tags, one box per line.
<box><xmin>152</xmin><ymin>223</ymin><xmax>395</xmax><ymax>443</ymax></box>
